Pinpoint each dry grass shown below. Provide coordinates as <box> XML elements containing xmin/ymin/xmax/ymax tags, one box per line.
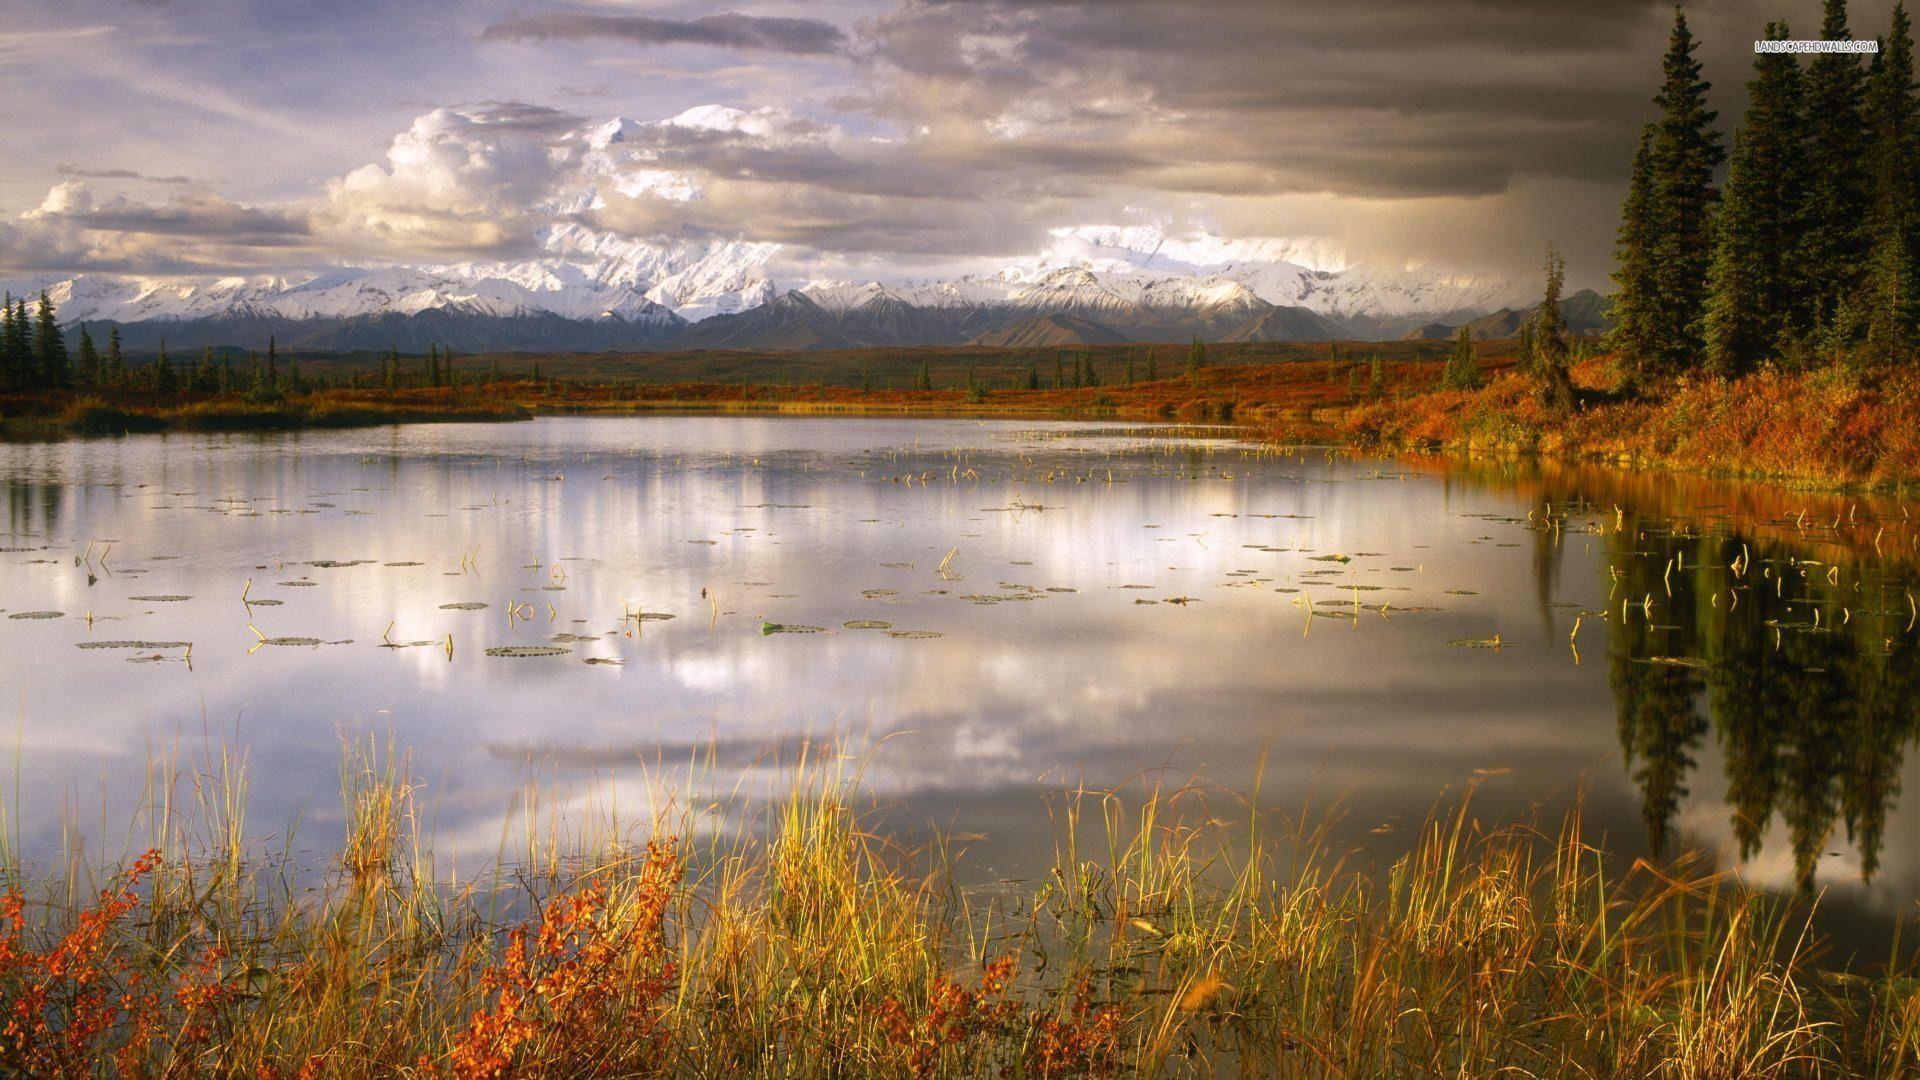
<box><xmin>1338</xmin><ymin>358</ymin><xmax>1920</xmax><ymax>490</ymax></box>
<box><xmin>1</xmin><ymin>744</ymin><xmax>1916</xmax><ymax>1077</ymax></box>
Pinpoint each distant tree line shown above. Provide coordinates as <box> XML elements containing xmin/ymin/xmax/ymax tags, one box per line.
<box><xmin>0</xmin><ymin>291</ymin><xmax>512</xmax><ymax>397</ymax></box>
<box><xmin>1614</xmin><ymin>1</ymin><xmax>1920</xmax><ymax>380</ymax></box>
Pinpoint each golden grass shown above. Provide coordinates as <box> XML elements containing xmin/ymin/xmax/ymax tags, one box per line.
<box><xmin>2</xmin><ymin>743</ymin><xmax>1916</xmax><ymax>1077</ymax></box>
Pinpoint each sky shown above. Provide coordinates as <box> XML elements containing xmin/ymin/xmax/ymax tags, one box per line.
<box><xmin>0</xmin><ymin>0</ymin><xmax>1903</xmax><ymax>289</ymax></box>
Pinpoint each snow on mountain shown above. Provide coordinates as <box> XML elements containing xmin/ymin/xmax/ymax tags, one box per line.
<box><xmin>3</xmin><ymin>107</ymin><xmax>1538</xmax><ymax>345</ymax></box>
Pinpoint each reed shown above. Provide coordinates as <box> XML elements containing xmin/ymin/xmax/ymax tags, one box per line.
<box><xmin>0</xmin><ymin>744</ymin><xmax>1915</xmax><ymax>1077</ymax></box>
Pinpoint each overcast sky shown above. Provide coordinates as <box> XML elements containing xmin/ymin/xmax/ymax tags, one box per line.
<box><xmin>0</xmin><ymin>0</ymin><xmax>1903</xmax><ymax>288</ymax></box>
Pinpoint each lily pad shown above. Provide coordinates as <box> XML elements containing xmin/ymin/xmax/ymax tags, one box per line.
<box><xmin>886</xmin><ymin>629</ymin><xmax>944</xmax><ymax>639</ymax></box>
<box><xmin>8</xmin><ymin>611</ymin><xmax>63</xmax><ymax>620</ymax></box>
<box><xmin>761</xmin><ymin>622</ymin><xmax>825</xmax><ymax>635</ymax></box>
<box><xmin>77</xmin><ymin>640</ymin><xmax>190</xmax><ymax>650</ymax></box>
<box><xmin>485</xmin><ymin>646</ymin><xmax>571</xmax><ymax>658</ymax></box>
<box><xmin>843</xmin><ymin>620</ymin><xmax>893</xmax><ymax>630</ymax></box>
<box><xmin>439</xmin><ymin>602</ymin><xmax>489</xmax><ymax>611</ymax></box>
<box><xmin>129</xmin><ymin>595</ymin><xmax>192</xmax><ymax>602</ymax></box>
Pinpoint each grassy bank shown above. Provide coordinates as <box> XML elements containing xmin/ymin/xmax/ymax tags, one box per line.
<box><xmin>1336</xmin><ymin>357</ymin><xmax>1920</xmax><ymax>492</ymax></box>
<box><xmin>0</xmin><ymin>388</ymin><xmax>532</xmax><ymax>437</ymax></box>
<box><xmin>9</xmin><ymin>350</ymin><xmax>1920</xmax><ymax>495</ymax></box>
<box><xmin>2</xmin><ymin>747</ymin><xmax>1916</xmax><ymax>1077</ymax></box>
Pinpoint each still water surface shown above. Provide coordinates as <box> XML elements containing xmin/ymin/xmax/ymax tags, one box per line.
<box><xmin>2</xmin><ymin>416</ymin><xmax>1917</xmax><ymax>943</ymax></box>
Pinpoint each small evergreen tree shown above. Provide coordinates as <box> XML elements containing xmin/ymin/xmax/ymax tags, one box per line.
<box><xmin>266</xmin><ymin>335</ymin><xmax>279</xmax><ymax>389</ymax></box>
<box><xmin>915</xmin><ymin>361</ymin><xmax>931</xmax><ymax>391</ymax></box>
<box><xmin>1146</xmin><ymin>350</ymin><xmax>1158</xmax><ymax>382</ymax></box>
<box><xmin>106</xmin><ymin>325</ymin><xmax>125</xmax><ymax>386</ymax></box>
<box><xmin>1185</xmin><ymin>335</ymin><xmax>1207</xmax><ymax>381</ymax></box>
<box><xmin>32</xmin><ymin>291</ymin><xmax>67</xmax><ymax>388</ymax></box>
<box><xmin>1124</xmin><ymin>351</ymin><xmax>1136</xmax><ymax>385</ymax></box>
<box><xmin>152</xmin><ymin>341</ymin><xmax>176</xmax><ymax>394</ymax></box>
<box><xmin>4</xmin><ymin>299</ymin><xmax>30</xmax><ymax>389</ymax></box>
<box><xmin>75</xmin><ymin>326</ymin><xmax>101</xmax><ymax>387</ymax></box>
<box><xmin>1534</xmin><ymin>245</ymin><xmax>1575</xmax><ymax>414</ymax></box>
<box><xmin>1053</xmin><ymin>356</ymin><xmax>1064</xmax><ymax>389</ymax></box>
<box><xmin>197</xmin><ymin>347</ymin><xmax>218</xmax><ymax>392</ymax></box>
<box><xmin>1083</xmin><ymin>352</ymin><xmax>1100</xmax><ymax>387</ymax></box>
<box><xmin>0</xmin><ymin>293</ymin><xmax>16</xmax><ymax>389</ymax></box>
<box><xmin>385</xmin><ymin>348</ymin><xmax>401</xmax><ymax>392</ymax></box>
<box><xmin>220</xmin><ymin>358</ymin><xmax>234</xmax><ymax>394</ymax></box>
<box><xmin>1442</xmin><ymin>326</ymin><xmax>1482</xmax><ymax>390</ymax></box>
<box><xmin>1025</xmin><ymin>364</ymin><xmax>1039</xmax><ymax>390</ymax></box>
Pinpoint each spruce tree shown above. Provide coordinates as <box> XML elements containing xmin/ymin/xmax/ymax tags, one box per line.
<box><xmin>1801</xmin><ymin>0</ymin><xmax>1873</xmax><ymax>339</ymax></box>
<box><xmin>1865</xmin><ymin>3</ymin><xmax>1920</xmax><ymax>364</ymax></box>
<box><xmin>220</xmin><ymin>358</ymin><xmax>234</xmax><ymax>394</ymax></box>
<box><xmin>0</xmin><ymin>293</ymin><xmax>15</xmax><ymax>389</ymax></box>
<box><xmin>1442</xmin><ymin>325</ymin><xmax>1482</xmax><ymax>390</ymax></box>
<box><xmin>1705</xmin><ymin>21</ymin><xmax>1810</xmax><ymax>376</ymax></box>
<box><xmin>107</xmin><ymin>325</ymin><xmax>125</xmax><ymax>386</ymax></box>
<box><xmin>385</xmin><ymin>348</ymin><xmax>400</xmax><ymax>392</ymax></box>
<box><xmin>198</xmin><ymin>346</ymin><xmax>218</xmax><ymax>392</ymax></box>
<box><xmin>1025</xmin><ymin>364</ymin><xmax>1039</xmax><ymax>390</ymax></box>
<box><xmin>915</xmin><ymin>361</ymin><xmax>931</xmax><ymax>391</ymax></box>
<box><xmin>1185</xmin><ymin>334</ymin><xmax>1207</xmax><ymax>380</ymax></box>
<box><xmin>1610</xmin><ymin>126</ymin><xmax>1661</xmax><ymax>374</ymax></box>
<box><xmin>153</xmin><ymin>341</ymin><xmax>175</xmax><ymax>394</ymax></box>
<box><xmin>75</xmin><ymin>326</ymin><xmax>100</xmax><ymax>387</ymax></box>
<box><xmin>1124</xmin><ymin>352</ymin><xmax>1135</xmax><ymax>385</ymax></box>
<box><xmin>1643</xmin><ymin>8</ymin><xmax>1724</xmax><ymax>377</ymax></box>
<box><xmin>1146</xmin><ymin>350</ymin><xmax>1158</xmax><ymax>382</ymax></box>
<box><xmin>266</xmin><ymin>335</ymin><xmax>279</xmax><ymax>389</ymax></box>
<box><xmin>428</xmin><ymin>344</ymin><xmax>442</xmax><ymax>387</ymax></box>
<box><xmin>11</xmin><ymin>300</ymin><xmax>29</xmax><ymax>387</ymax></box>
<box><xmin>1534</xmin><ymin>245</ymin><xmax>1575</xmax><ymax>414</ymax></box>
<box><xmin>33</xmin><ymin>291</ymin><xmax>68</xmax><ymax>389</ymax></box>
<box><xmin>1053</xmin><ymin>355</ymin><xmax>1064</xmax><ymax>389</ymax></box>
<box><xmin>1084</xmin><ymin>352</ymin><xmax>1100</xmax><ymax>388</ymax></box>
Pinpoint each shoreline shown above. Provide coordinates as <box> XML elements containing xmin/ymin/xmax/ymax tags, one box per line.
<box><xmin>6</xmin><ymin>354</ymin><xmax>1917</xmax><ymax>496</ymax></box>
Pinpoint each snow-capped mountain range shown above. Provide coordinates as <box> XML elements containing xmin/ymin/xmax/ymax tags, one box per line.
<box><xmin>3</xmin><ymin>235</ymin><xmax>1534</xmax><ymax>352</ymax></box>
<box><xmin>2</xmin><ymin>105</ymin><xmax>1544</xmax><ymax>352</ymax></box>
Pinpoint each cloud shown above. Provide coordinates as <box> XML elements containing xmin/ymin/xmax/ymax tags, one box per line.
<box><xmin>312</xmin><ymin>104</ymin><xmax>578</xmax><ymax>258</ymax></box>
<box><xmin>0</xmin><ymin>182</ymin><xmax>312</xmax><ymax>275</ymax></box>
<box><xmin>482</xmin><ymin>11</ymin><xmax>848</xmax><ymax>56</ymax></box>
<box><xmin>57</xmin><ymin>163</ymin><xmax>197</xmax><ymax>186</ymax></box>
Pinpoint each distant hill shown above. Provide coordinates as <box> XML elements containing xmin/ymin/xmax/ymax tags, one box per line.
<box><xmin>971</xmin><ymin>313</ymin><xmax>1127</xmax><ymax>348</ymax></box>
<box><xmin>1400</xmin><ymin>289</ymin><xmax>1612</xmax><ymax>341</ymax></box>
<box><xmin>1223</xmin><ymin>306</ymin><xmax>1343</xmax><ymax>343</ymax></box>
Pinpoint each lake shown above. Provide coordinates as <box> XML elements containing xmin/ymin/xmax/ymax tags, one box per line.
<box><xmin>2</xmin><ymin>415</ymin><xmax>1916</xmax><ymax>950</ymax></box>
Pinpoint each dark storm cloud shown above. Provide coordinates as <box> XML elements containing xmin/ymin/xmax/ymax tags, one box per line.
<box><xmin>447</xmin><ymin>99</ymin><xmax>586</xmax><ymax>134</ymax></box>
<box><xmin>41</xmin><ymin>192</ymin><xmax>309</xmax><ymax>243</ymax></box>
<box><xmin>482</xmin><ymin>10</ymin><xmax>848</xmax><ymax>56</ymax></box>
<box><xmin>854</xmin><ymin>0</ymin><xmax>1684</xmax><ymax>201</ymax></box>
<box><xmin>56</xmin><ymin>164</ymin><xmax>196</xmax><ymax>185</ymax></box>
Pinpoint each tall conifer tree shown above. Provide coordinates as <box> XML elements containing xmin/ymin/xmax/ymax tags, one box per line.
<box><xmin>1705</xmin><ymin>21</ymin><xmax>1809</xmax><ymax>375</ymax></box>
<box><xmin>1865</xmin><ymin>3</ymin><xmax>1920</xmax><ymax>363</ymax></box>
<box><xmin>1644</xmin><ymin>8</ymin><xmax>1724</xmax><ymax>377</ymax></box>
<box><xmin>1608</xmin><ymin>126</ymin><xmax>1660</xmax><ymax>372</ymax></box>
<box><xmin>1801</xmin><ymin>0</ymin><xmax>1872</xmax><ymax>339</ymax></box>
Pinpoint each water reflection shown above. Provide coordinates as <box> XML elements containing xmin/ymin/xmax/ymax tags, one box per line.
<box><xmin>0</xmin><ymin>420</ymin><xmax>1914</xmax><ymax>933</ymax></box>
